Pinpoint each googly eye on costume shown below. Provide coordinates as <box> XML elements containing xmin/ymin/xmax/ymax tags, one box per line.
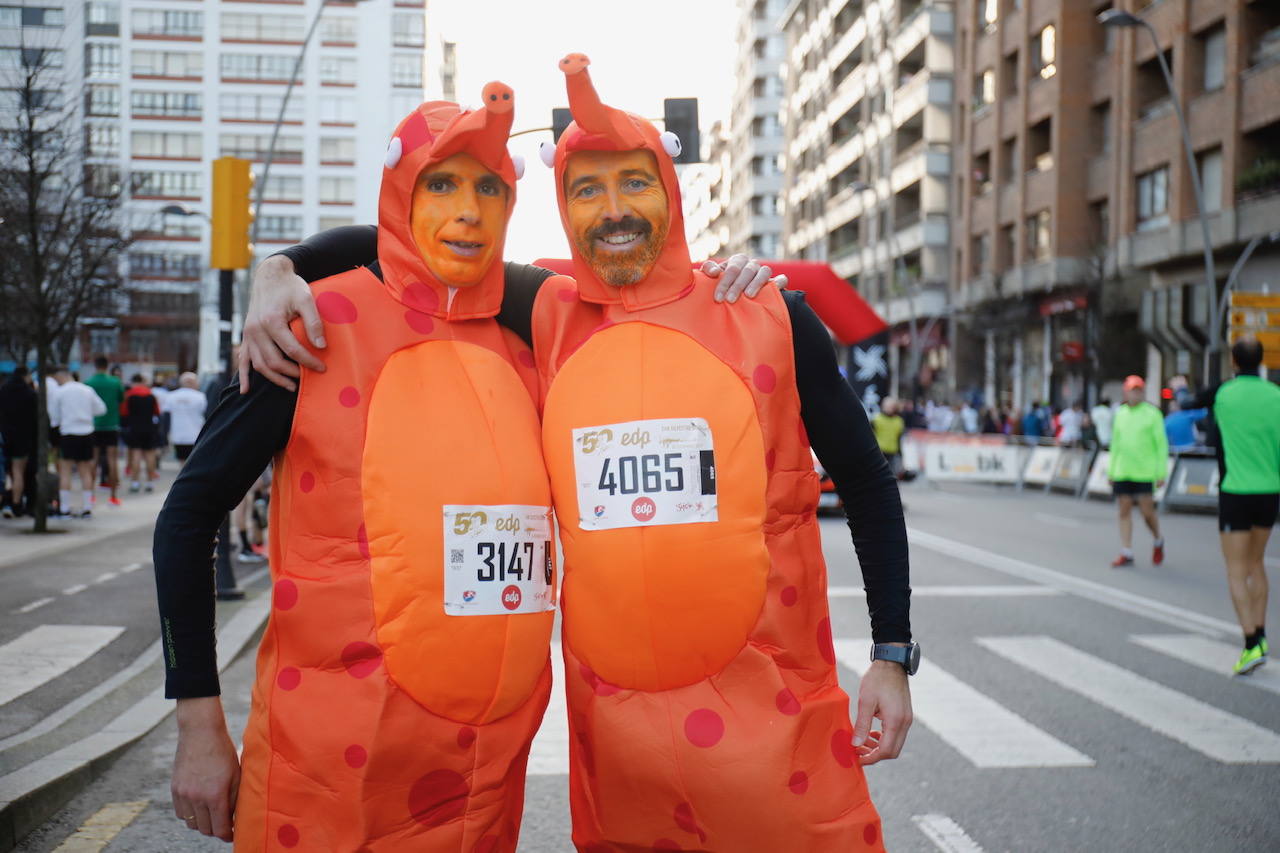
<box><xmin>384</xmin><ymin>137</ymin><xmax>403</xmax><ymax>170</ymax></box>
<box><xmin>660</xmin><ymin>131</ymin><xmax>682</xmax><ymax>158</ymax></box>
<box><xmin>512</xmin><ymin>154</ymin><xmax>525</xmax><ymax>180</ymax></box>
<box><xmin>539</xmin><ymin>141</ymin><xmax>557</xmax><ymax>168</ymax></box>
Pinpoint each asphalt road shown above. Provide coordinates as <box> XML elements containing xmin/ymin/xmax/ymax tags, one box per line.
<box><xmin>7</xmin><ymin>479</ymin><xmax>1280</xmax><ymax>852</ymax></box>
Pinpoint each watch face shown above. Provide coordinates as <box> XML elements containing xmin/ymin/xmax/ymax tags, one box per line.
<box><xmin>907</xmin><ymin>643</ymin><xmax>921</xmax><ymax>675</ymax></box>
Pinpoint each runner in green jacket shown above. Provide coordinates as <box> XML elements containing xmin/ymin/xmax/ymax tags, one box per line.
<box><xmin>1106</xmin><ymin>375</ymin><xmax>1167</xmax><ymax>568</ymax></box>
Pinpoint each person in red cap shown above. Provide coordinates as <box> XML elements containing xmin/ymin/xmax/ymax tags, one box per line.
<box><xmin>1107</xmin><ymin>374</ymin><xmax>1168</xmax><ymax>568</ymax></box>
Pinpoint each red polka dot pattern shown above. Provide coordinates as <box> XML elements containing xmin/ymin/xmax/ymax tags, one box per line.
<box><xmin>753</xmin><ymin>364</ymin><xmax>777</xmax><ymax>393</ymax></box>
<box><xmin>683</xmin><ymin>709</ymin><xmax>725</xmax><ymax>748</ymax></box>
<box><xmin>775</xmin><ymin>688</ymin><xmax>801</xmax><ymax>716</ymax></box>
<box><xmin>403</xmin><ymin>281</ymin><xmax>439</xmax><ymax>314</ymax></box>
<box><xmin>788</xmin><ymin>770</ymin><xmax>809</xmax><ymax>794</ymax></box>
<box><xmin>341</xmin><ymin>641</ymin><xmax>382</xmax><ymax>679</ymax></box>
<box><xmin>405</xmin><ymin>310</ymin><xmax>434</xmax><ymax>334</ymax></box>
<box><xmin>316</xmin><ymin>291</ymin><xmax>358</xmax><ymax>324</ymax></box>
<box><xmin>817</xmin><ymin>617</ymin><xmax>836</xmax><ymax>665</ymax></box>
<box><xmin>299</xmin><ymin>471</ymin><xmax>315</xmax><ymax>493</ymax></box>
<box><xmin>457</xmin><ymin>727</ymin><xmax>477</xmax><ymax>749</ymax></box>
<box><xmin>557</xmin><ymin>288</ymin><xmax>577</xmax><ymax>303</ymax></box>
<box><xmin>831</xmin><ymin>729</ymin><xmax>856</xmax><ymax>768</ymax></box>
<box><xmin>344</xmin><ymin>744</ymin><xmax>367</xmax><ymax>768</ymax></box>
<box><xmin>407</xmin><ymin>769</ymin><xmax>469</xmax><ymax>827</ymax></box>
<box><xmin>277</xmin><ymin>667</ymin><xmax>301</xmax><ymax>691</ymax></box>
<box><xmin>673</xmin><ymin>802</ymin><xmax>707</xmax><ymax>842</ymax></box>
<box><xmin>273</xmin><ymin>579</ymin><xmax>298</xmax><ymax>611</ymax></box>
<box><xmin>277</xmin><ymin>824</ymin><xmax>300</xmax><ymax>848</ymax></box>
<box><xmin>780</xmin><ymin>585</ymin><xmax>798</xmax><ymax>607</ymax></box>
<box><xmin>863</xmin><ymin>823</ymin><xmax>879</xmax><ymax>846</ymax></box>
<box><xmin>338</xmin><ymin>386</ymin><xmax>360</xmax><ymax>407</ymax></box>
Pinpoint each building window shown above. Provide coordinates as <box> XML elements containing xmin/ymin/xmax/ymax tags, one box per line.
<box><xmin>220</xmin><ymin>93</ymin><xmax>302</xmax><ymax>123</ymax></box>
<box><xmin>980</xmin><ymin>0</ymin><xmax>998</xmax><ymax>32</ymax></box>
<box><xmin>86</xmin><ymin>85</ymin><xmax>120</xmax><ymax>117</ymax></box>
<box><xmin>974</xmin><ymin>69</ymin><xmax>995</xmax><ymax>108</ymax></box>
<box><xmin>260</xmin><ymin>174</ymin><xmax>304</xmax><ymax>202</ymax></box>
<box><xmin>1091</xmin><ymin>101</ymin><xmax>1112</xmax><ymax>154</ymax></box>
<box><xmin>320</xmin><ymin>56</ymin><xmax>358</xmax><ymax>85</ymax></box>
<box><xmin>129</xmin><ymin>252</ymin><xmax>202</xmax><ymax>280</ymax></box>
<box><xmin>1089</xmin><ymin>199</ymin><xmax>1110</xmax><ymax>244</ymax></box>
<box><xmin>1025</xmin><ymin>210</ymin><xmax>1051</xmax><ymax>261</ymax></box>
<box><xmin>320</xmin><ymin>96</ymin><xmax>357</xmax><ymax>124</ymax></box>
<box><xmin>220</xmin><ymin>54</ymin><xmax>294</xmax><ymax>82</ymax></box>
<box><xmin>1200</xmin><ymin>25</ymin><xmax>1226</xmax><ymax>93</ymax></box>
<box><xmin>972</xmin><ymin>232</ymin><xmax>991</xmax><ymax>276</ymax></box>
<box><xmin>1000</xmin><ymin>136</ymin><xmax>1018</xmax><ymax>182</ymax></box>
<box><xmin>131</xmin><ymin>170</ymin><xmax>202</xmax><ymax>199</ymax></box>
<box><xmin>318</xmin><ymin>215</ymin><xmax>355</xmax><ymax>231</ymax></box>
<box><xmin>2</xmin><ymin>47</ymin><xmax>62</xmax><ymax>69</ymax></box>
<box><xmin>85</xmin><ymin>44</ymin><xmax>120</xmax><ymax>76</ymax></box>
<box><xmin>319</xmin><ymin>176</ymin><xmax>355</xmax><ymax>204</ymax></box>
<box><xmin>391</xmin><ymin>54</ymin><xmax>422</xmax><ymax>88</ymax></box>
<box><xmin>1030</xmin><ymin>25</ymin><xmax>1056</xmax><ymax>80</ymax></box>
<box><xmin>392</xmin><ymin>12</ymin><xmax>424</xmax><ymax>47</ymax></box>
<box><xmin>256</xmin><ymin>215</ymin><xmax>303</xmax><ymax>242</ymax></box>
<box><xmin>133</xmin><ymin>10</ymin><xmax>203</xmax><ymax>39</ymax></box>
<box><xmin>0</xmin><ymin>5</ymin><xmax>63</xmax><ymax>27</ymax></box>
<box><xmin>132</xmin><ymin>131</ymin><xmax>202</xmax><ymax>159</ymax></box>
<box><xmin>321</xmin><ymin>15</ymin><xmax>357</xmax><ymax>44</ymax></box>
<box><xmin>86</xmin><ymin>1</ymin><xmax>119</xmax><ymax>35</ymax></box>
<box><xmin>1198</xmin><ymin>147</ymin><xmax>1223</xmax><ymax>214</ymax></box>
<box><xmin>998</xmin><ymin>224</ymin><xmax>1016</xmax><ymax>271</ymax></box>
<box><xmin>131</xmin><ymin>91</ymin><xmax>202</xmax><ymax>119</ymax></box>
<box><xmin>319</xmin><ymin>137</ymin><xmax>356</xmax><ymax>163</ymax></box>
<box><xmin>221</xmin><ymin>13</ymin><xmax>305</xmax><ymax>43</ymax></box>
<box><xmin>87</xmin><ymin>125</ymin><xmax>120</xmax><ymax>158</ymax></box>
<box><xmin>1136</xmin><ymin>166</ymin><xmax>1169</xmax><ymax>229</ymax></box>
<box><xmin>220</xmin><ymin>134</ymin><xmax>303</xmax><ymax>163</ymax></box>
<box><xmin>133</xmin><ymin>50</ymin><xmax>203</xmax><ymax>79</ymax></box>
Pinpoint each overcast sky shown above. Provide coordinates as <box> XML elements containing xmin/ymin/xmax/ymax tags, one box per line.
<box><xmin>430</xmin><ymin>0</ymin><xmax>739</xmax><ymax>263</ymax></box>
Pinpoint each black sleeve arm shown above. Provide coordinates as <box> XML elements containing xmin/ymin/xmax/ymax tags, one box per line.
<box><xmin>786</xmin><ymin>291</ymin><xmax>911</xmax><ymax>644</ymax></box>
<box><xmin>152</xmin><ymin>372</ymin><xmax>296</xmax><ymax>699</ymax></box>
<box><xmin>273</xmin><ymin>225</ymin><xmax>378</xmax><ymax>283</ymax></box>
<box><xmin>496</xmin><ymin>263</ymin><xmax>556</xmax><ymax>348</ymax></box>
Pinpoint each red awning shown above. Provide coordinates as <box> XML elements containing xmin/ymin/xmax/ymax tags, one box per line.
<box><xmin>531</xmin><ymin>258</ymin><xmax>887</xmax><ymax>346</ymax></box>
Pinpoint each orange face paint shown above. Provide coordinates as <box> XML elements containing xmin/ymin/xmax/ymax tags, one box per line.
<box><xmin>410</xmin><ymin>153</ymin><xmax>509</xmax><ymax>287</ymax></box>
<box><xmin>563</xmin><ymin>149</ymin><xmax>669</xmax><ymax>287</ymax></box>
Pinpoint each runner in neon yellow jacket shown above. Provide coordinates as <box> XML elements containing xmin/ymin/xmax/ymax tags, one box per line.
<box><xmin>1106</xmin><ymin>376</ymin><xmax>1167</xmax><ymax>568</ymax></box>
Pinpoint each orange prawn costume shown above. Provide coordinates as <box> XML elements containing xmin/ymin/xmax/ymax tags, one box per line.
<box><xmin>531</xmin><ymin>56</ymin><xmax>886</xmax><ymax>851</ymax></box>
<box><xmin>234</xmin><ymin>84</ymin><xmax>554</xmax><ymax>852</ymax></box>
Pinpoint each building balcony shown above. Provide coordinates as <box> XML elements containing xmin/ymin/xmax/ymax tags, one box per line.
<box><xmin>1241</xmin><ymin>58</ymin><xmax>1280</xmax><ymax>133</ymax></box>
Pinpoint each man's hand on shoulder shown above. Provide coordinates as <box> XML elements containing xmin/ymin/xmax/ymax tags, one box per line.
<box><xmin>702</xmin><ymin>253</ymin><xmax>788</xmax><ymax>304</ymax></box>
<box><xmin>238</xmin><ymin>255</ymin><xmax>327</xmax><ymax>394</ymax></box>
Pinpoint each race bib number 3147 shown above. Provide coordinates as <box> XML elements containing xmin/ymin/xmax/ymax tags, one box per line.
<box><xmin>572</xmin><ymin>418</ymin><xmax>717</xmax><ymax>530</ymax></box>
<box><xmin>443</xmin><ymin>505</ymin><xmax>555</xmax><ymax>616</ymax></box>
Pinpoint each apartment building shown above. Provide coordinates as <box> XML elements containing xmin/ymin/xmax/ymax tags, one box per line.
<box><xmin>781</xmin><ymin>0</ymin><xmax>955</xmax><ymax>397</ymax></box>
<box><xmin>952</xmin><ymin>0</ymin><xmax>1280</xmax><ymax>409</ymax></box>
<box><xmin>684</xmin><ymin>120</ymin><xmax>734</xmax><ymax>261</ymax></box>
<box><xmin>2</xmin><ymin>0</ymin><xmax>431</xmax><ymax>375</ymax></box>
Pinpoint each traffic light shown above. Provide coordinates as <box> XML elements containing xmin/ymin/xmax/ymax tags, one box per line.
<box><xmin>662</xmin><ymin>98</ymin><xmax>700</xmax><ymax>164</ymax></box>
<box><xmin>210</xmin><ymin>157</ymin><xmax>254</xmax><ymax>270</ymax></box>
<box><xmin>551</xmin><ymin>108</ymin><xmax>572</xmax><ymax>143</ymax></box>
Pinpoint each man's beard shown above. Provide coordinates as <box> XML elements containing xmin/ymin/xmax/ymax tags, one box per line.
<box><xmin>579</xmin><ymin>215</ymin><xmax>668</xmax><ymax>287</ymax></box>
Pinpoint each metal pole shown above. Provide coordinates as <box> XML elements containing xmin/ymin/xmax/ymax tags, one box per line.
<box><xmin>218</xmin><ymin>268</ymin><xmax>234</xmax><ymax>376</ymax></box>
<box><xmin>1136</xmin><ymin>22</ymin><xmax>1217</xmax><ymax>384</ymax></box>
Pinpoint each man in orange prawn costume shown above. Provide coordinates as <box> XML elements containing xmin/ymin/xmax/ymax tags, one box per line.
<box><xmin>531</xmin><ymin>55</ymin><xmax>916</xmax><ymax>852</ymax></box>
<box><xmin>153</xmin><ymin>84</ymin><xmax>555</xmax><ymax>851</ymax></box>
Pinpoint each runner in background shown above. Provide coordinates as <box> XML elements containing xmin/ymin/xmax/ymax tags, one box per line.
<box><xmin>1091</xmin><ymin>397</ymin><xmax>1114</xmax><ymax>448</ymax></box>
<box><xmin>122</xmin><ymin>374</ymin><xmax>160</xmax><ymax>493</ymax></box>
<box><xmin>1107</xmin><ymin>375</ymin><xmax>1167</xmax><ymax>568</ymax></box>
<box><xmin>1192</xmin><ymin>337</ymin><xmax>1280</xmax><ymax>675</ymax></box>
<box><xmin>85</xmin><ymin>356</ymin><xmax>124</xmax><ymax>507</ymax></box>
<box><xmin>164</xmin><ymin>372</ymin><xmax>207</xmax><ymax>463</ymax></box>
<box><xmin>50</xmin><ymin>366</ymin><xmax>106</xmax><ymax>518</ymax></box>
<box><xmin>873</xmin><ymin>398</ymin><xmax>906</xmax><ymax>476</ymax></box>
<box><xmin>151</xmin><ymin>375</ymin><xmax>172</xmax><ymax>475</ymax></box>
<box><xmin>0</xmin><ymin>367</ymin><xmax>37</xmax><ymax>517</ymax></box>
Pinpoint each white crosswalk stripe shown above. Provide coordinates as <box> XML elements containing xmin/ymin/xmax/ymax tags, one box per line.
<box><xmin>978</xmin><ymin>635</ymin><xmax>1280</xmax><ymax>763</ymax></box>
<box><xmin>0</xmin><ymin>625</ymin><xmax>125</xmax><ymax>707</ymax></box>
<box><xmin>1131</xmin><ymin>634</ymin><xmax>1280</xmax><ymax>695</ymax></box>
<box><xmin>528</xmin><ymin>645</ymin><xmax>568</xmax><ymax>775</ymax></box>
<box><xmin>912</xmin><ymin>813</ymin><xmax>985</xmax><ymax>853</ymax></box>
<box><xmin>828</xmin><ymin>585</ymin><xmax>1061</xmax><ymax>598</ymax></box>
<box><xmin>834</xmin><ymin>640</ymin><xmax>1093</xmax><ymax>768</ymax></box>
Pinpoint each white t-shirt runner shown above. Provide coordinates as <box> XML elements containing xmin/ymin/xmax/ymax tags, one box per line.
<box><xmin>571</xmin><ymin>417</ymin><xmax>718</xmax><ymax>530</ymax></box>
<box><xmin>442</xmin><ymin>504</ymin><xmax>555</xmax><ymax>616</ymax></box>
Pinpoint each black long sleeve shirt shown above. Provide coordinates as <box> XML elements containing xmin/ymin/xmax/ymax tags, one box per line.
<box><xmin>153</xmin><ymin>234</ymin><xmax>910</xmax><ymax>698</ymax></box>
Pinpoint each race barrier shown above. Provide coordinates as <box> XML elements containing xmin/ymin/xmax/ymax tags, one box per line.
<box><xmin>1163</xmin><ymin>452</ymin><xmax>1220</xmax><ymax>510</ymax></box>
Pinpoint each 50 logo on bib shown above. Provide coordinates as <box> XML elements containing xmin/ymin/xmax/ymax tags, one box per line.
<box><xmin>572</xmin><ymin>418</ymin><xmax>717</xmax><ymax>530</ymax></box>
<box><xmin>442</xmin><ymin>504</ymin><xmax>555</xmax><ymax>615</ymax></box>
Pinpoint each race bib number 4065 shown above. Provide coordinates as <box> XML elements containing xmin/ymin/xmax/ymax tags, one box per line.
<box><xmin>442</xmin><ymin>505</ymin><xmax>555</xmax><ymax>616</ymax></box>
<box><xmin>572</xmin><ymin>418</ymin><xmax>717</xmax><ymax>530</ymax></box>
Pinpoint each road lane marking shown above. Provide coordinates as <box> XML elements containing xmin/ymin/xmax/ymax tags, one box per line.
<box><xmin>834</xmin><ymin>640</ymin><xmax>1093</xmax><ymax>768</ymax></box>
<box><xmin>92</xmin><ymin>571</ymin><xmax>118</xmax><ymax>585</ymax></box>
<box><xmin>828</xmin><ymin>585</ymin><xmax>1060</xmax><ymax>598</ymax></box>
<box><xmin>528</xmin><ymin>644</ymin><xmax>567</xmax><ymax>775</ymax></box>
<box><xmin>913</xmin><ymin>813</ymin><xmax>985</xmax><ymax>853</ymax></box>
<box><xmin>0</xmin><ymin>625</ymin><xmax>124</xmax><ymax>707</ymax></box>
<box><xmin>119</xmin><ymin>562</ymin><xmax>144</xmax><ymax>574</ymax></box>
<box><xmin>51</xmin><ymin>799</ymin><xmax>148</xmax><ymax>852</ymax></box>
<box><xmin>908</xmin><ymin>528</ymin><xmax>1239</xmax><ymax>637</ymax></box>
<box><xmin>978</xmin><ymin>636</ymin><xmax>1280</xmax><ymax>763</ymax></box>
<box><xmin>15</xmin><ymin>597</ymin><xmax>55</xmax><ymax>614</ymax></box>
<box><xmin>62</xmin><ymin>584</ymin><xmax>88</xmax><ymax>596</ymax></box>
<box><xmin>1131</xmin><ymin>634</ymin><xmax>1280</xmax><ymax>695</ymax></box>
<box><xmin>1032</xmin><ymin>512</ymin><xmax>1081</xmax><ymax>528</ymax></box>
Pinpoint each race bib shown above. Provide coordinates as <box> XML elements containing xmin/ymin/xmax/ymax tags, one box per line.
<box><xmin>572</xmin><ymin>418</ymin><xmax>718</xmax><ymax>530</ymax></box>
<box><xmin>442</xmin><ymin>505</ymin><xmax>555</xmax><ymax>616</ymax></box>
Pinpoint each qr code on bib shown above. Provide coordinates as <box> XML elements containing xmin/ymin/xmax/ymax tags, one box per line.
<box><xmin>450</xmin><ymin>549</ymin><xmax>464</xmax><ymax>565</ymax></box>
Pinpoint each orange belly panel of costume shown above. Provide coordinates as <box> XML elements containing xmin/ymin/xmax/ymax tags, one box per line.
<box><xmin>235</xmin><ymin>268</ymin><xmax>553</xmax><ymax>852</ymax></box>
<box><xmin>536</xmin><ymin>274</ymin><xmax>884</xmax><ymax>852</ymax></box>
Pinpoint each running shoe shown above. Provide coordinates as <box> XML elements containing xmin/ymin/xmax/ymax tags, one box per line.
<box><xmin>1234</xmin><ymin>644</ymin><xmax>1266</xmax><ymax>676</ymax></box>
<box><xmin>79</xmin><ymin>509</ymin><xmax>92</xmax><ymax>519</ymax></box>
<box><xmin>1</xmin><ymin>505</ymin><xmax>13</xmax><ymax>519</ymax></box>
<box><xmin>129</xmin><ymin>482</ymin><xmax>141</xmax><ymax>493</ymax></box>
<box><xmin>1261</xmin><ymin>636</ymin><xmax>1270</xmax><ymax>658</ymax></box>
<box><xmin>1110</xmin><ymin>554</ymin><xmax>1134</xmax><ymax>568</ymax></box>
<box><xmin>1152</xmin><ymin>542</ymin><xmax>1164</xmax><ymax>566</ymax></box>
<box><xmin>144</xmin><ymin>483</ymin><xmax>154</xmax><ymax>493</ymax></box>
<box><xmin>109</xmin><ymin>496</ymin><xmax>122</xmax><ymax>507</ymax></box>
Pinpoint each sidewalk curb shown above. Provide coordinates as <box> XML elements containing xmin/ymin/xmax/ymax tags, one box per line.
<box><xmin>0</xmin><ymin>490</ymin><xmax>170</xmax><ymax>572</ymax></box>
<box><xmin>0</xmin><ymin>590</ymin><xmax>270</xmax><ymax>850</ymax></box>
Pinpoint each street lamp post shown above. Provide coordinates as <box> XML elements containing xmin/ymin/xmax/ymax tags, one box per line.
<box><xmin>1098</xmin><ymin>10</ymin><xmax>1219</xmax><ymax>382</ymax></box>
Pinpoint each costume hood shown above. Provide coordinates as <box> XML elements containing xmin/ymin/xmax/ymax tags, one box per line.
<box><xmin>547</xmin><ymin>53</ymin><xmax>693</xmax><ymax>311</ymax></box>
<box><xmin>378</xmin><ymin>82</ymin><xmax>520</xmax><ymax>321</ymax></box>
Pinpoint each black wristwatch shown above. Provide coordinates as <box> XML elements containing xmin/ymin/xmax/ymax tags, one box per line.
<box><xmin>871</xmin><ymin>642</ymin><xmax>920</xmax><ymax>675</ymax></box>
